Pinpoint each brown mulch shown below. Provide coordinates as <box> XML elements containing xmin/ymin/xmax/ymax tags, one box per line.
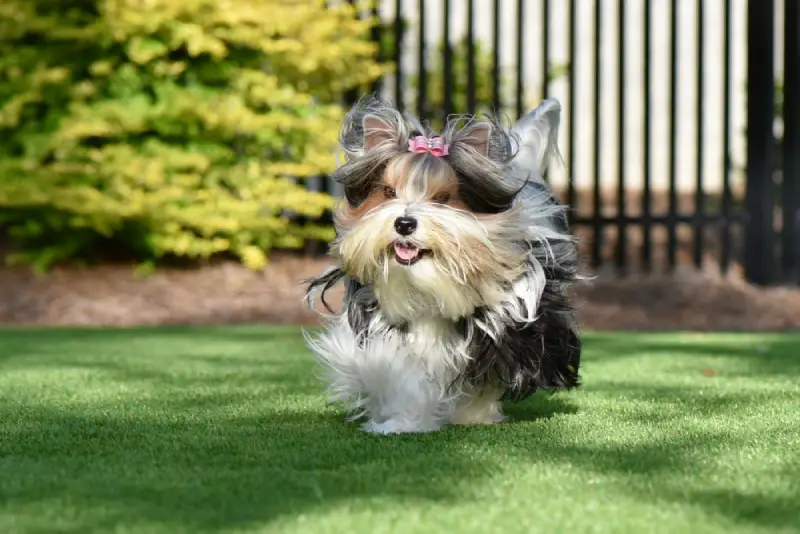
<box><xmin>1</xmin><ymin>253</ymin><xmax>799</xmax><ymax>331</ymax></box>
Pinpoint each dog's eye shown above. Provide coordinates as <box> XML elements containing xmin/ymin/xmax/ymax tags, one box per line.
<box><xmin>383</xmin><ymin>185</ymin><xmax>396</xmax><ymax>199</ymax></box>
<box><xmin>432</xmin><ymin>192</ymin><xmax>451</xmax><ymax>204</ymax></box>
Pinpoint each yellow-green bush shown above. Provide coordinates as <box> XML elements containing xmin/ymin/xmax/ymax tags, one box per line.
<box><xmin>0</xmin><ymin>0</ymin><xmax>384</xmax><ymax>271</ymax></box>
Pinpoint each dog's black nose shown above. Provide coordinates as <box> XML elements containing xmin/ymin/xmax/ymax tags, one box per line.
<box><xmin>394</xmin><ymin>216</ymin><xmax>417</xmax><ymax>236</ymax></box>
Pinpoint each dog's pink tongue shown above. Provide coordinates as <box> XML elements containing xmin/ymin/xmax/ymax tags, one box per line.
<box><xmin>394</xmin><ymin>243</ymin><xmax>419</xmax><ymax>261</ymax></box>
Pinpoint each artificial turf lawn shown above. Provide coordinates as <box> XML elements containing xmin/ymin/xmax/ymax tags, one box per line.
<box><xmin>0</xmin><ymin>326</ymin><xmax>797</xmax><ymax>534</ymax></box>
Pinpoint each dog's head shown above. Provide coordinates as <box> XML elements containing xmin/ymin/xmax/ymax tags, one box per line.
<box><xmin>328</xmin><ymin>96</ymin><xmax>565</xmax><ymax>323</ymax></box>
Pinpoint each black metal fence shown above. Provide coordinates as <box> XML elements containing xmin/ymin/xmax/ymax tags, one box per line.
<box><xmin>320</xmin><ymin>0</ymin><xmax>799</xmax><ymax>286</ymax></box>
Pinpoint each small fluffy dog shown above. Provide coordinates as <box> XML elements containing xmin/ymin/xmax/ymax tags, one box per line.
<box><xmin>304</xmin><ymin>95</ymin><xmax>583</xmax><ymax>434</ymax></box>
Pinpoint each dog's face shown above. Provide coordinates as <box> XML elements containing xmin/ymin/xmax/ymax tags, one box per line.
<box><xmin>330</xmin><ymin>112</ymin><xmax>531</xmax><ymax>322</ymax></box>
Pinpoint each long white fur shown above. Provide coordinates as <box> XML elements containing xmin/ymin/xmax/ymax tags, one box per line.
<box><xmin>304</xmin><ymin>314</ymin><xmax>467</xmax><ymax>433</ymax></box>
<box><xmin>306</xmin><ymin>99</ymin><xmax>574</xmax><ymax>434</ymax></box>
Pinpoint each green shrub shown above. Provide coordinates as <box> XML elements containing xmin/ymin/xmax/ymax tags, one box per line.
<box><xmin>0</xmin><ymin>0</ymin><xmax>384</xmax><ymax>272</ymax></box>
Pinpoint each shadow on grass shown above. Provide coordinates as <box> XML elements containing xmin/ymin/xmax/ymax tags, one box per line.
<box><xmin>0</xmin><ymin>398</ymin><xmax>575</xmax><ymax>533</ymax></box>
<box><xmin>0</xmin><ymin>327</ymin><xmax>575</xmax><ymax>531</ymax></box>
<box><xmin>0</xmin><ymin>328</ymin><xmax>797</xmax><ymax>532</ymax></box>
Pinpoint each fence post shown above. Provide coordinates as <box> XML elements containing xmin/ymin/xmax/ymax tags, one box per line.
<box><xmin>783</xmin><ymin>0</ymin><xmax>800</xmax><ymax>284</ymax></box>
<box><xmin>744</xmin><ymin>0</ymin><xmax>777</xmax><ymax>285</ymax></box>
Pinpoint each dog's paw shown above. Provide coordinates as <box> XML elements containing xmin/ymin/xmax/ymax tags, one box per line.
<box><xmin>452</xmin><ymin>412</ymin><xmax>511</xmax><ymax>425</ymax></box>
<box><xmin>452</xmin><ymin>400</ymin><xmax>510</xmax><ymax>425</ymax></box>
<box><xmin>485</xmin><ymin>411</ymin><xmax>512</xmax><ymax>424</ymax></box>
<box><xmin>362</xmin><ymin>418</ymin><xmax>440</xmax><ymax>435</ymax></box>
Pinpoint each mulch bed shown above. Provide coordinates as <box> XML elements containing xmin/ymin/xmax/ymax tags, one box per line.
<box><xmin>1</xmin><ymin>253</ymin><xmax>799</xmax><ymax>331</ymax></box>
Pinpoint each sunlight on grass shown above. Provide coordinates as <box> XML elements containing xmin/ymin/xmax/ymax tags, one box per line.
<box><xmin>0</xmin><ymin>327</ymin><xmax>798</xmax><ymax>534</ymax></box>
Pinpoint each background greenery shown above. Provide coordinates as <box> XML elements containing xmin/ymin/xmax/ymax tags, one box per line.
<box><xmin>0</xmin><ymin>0</ymin><xmax>383</xmax><ymax>272</ymax></box>
<box><xmin>0</xmin><ymin>4</ymin><xmax>572</xmax><ymax>273</ymax></box>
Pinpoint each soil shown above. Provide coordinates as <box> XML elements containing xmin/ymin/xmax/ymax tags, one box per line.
<box><xmin>1</xmin><ymin>252</ymin><xmax>798</xmax><ymax>332</ymax></box>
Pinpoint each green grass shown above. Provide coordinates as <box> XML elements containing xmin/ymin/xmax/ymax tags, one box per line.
<box><xmin>0</xmin><ymin>326</ymin><xmax>798</xmax><ymax>534</ymax></box>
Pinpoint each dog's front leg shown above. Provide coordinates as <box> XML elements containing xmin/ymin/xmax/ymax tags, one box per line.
<box><xmin>308</xmin><ymin>322</ymin><xmax>452</xmax><ymax>434</ymax></box>
<box><xmin>360</xmin><ymin>366</ymin><xmax>450</xmax><ymax>435</ymax></box>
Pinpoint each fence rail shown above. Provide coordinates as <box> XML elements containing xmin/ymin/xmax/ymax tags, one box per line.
<box><xmin>313</xmin><ymin>0</ymin><xmax>799</xmax><ymax>286</ymax></box>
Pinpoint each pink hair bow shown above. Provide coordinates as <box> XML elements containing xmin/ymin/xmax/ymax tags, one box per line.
<box><xmin>408</xmin><ymin>136</ymin><xmax>450</xmax><ymax>157</ymax></box>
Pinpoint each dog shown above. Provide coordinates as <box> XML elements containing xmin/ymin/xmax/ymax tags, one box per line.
<box><xmin>304</xmin><ymin>94</ymin><xmax>583</xmax><ymax>434</ymax></box>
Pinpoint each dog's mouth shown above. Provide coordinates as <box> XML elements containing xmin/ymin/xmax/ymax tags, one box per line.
<box><xmin>392</xmin><ymin>241</ymin><xmax>431</xmax><ymax>266</ymax></box>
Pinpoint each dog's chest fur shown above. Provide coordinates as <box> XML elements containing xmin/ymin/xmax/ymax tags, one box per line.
<box><xmin>397</xmin><ymin>316</ymin><xmax>470</xmax><ymax>380</ymax></box>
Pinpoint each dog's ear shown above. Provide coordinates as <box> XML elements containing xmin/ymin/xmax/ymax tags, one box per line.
<box><xmin>460</xmin><ymin>122</ymin><xmax>492</xmax><ymax>157</ymax></box>
<box><xmin>511</xmin><ymin>98</ymin><xmax>562</xmax><ymax>175</ymax></box>
<box><xmin>362</xmin><ymin>114</ymin><xmax>397</xmax><ymax>152</ymax></box>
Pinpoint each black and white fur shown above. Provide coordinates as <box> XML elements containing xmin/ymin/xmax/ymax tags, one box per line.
<box><xmin>304</xmin><ymin>95</ymin><xmax>583</xmax><ymax>434</ymax></box>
